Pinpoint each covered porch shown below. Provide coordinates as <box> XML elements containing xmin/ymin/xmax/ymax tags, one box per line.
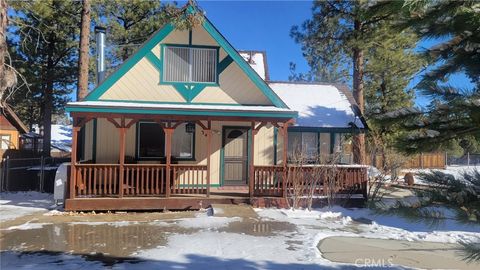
<box><xmin>65</xmin><ymin>102</ymin><xmax>367</xmax><ymax>211</ymax></box>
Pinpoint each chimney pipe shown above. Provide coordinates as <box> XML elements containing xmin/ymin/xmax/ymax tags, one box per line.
<box><xmin>94</xmin><ymin>26</ymin><xmax>106</xmax><ymax>85</ymax></box>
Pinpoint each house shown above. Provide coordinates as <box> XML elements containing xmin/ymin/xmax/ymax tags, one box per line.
<box><xmin>0</xmin><ymin>103</ymin><xmax>28</xmax><ymax>155</ymax></box>
<box><xmin>64</xmin><ymin>6</ymin><xmax>367</xmax><ymax>211</ymax></box>
<box><xmin>22</xmin><ymin>124</ymin><xmax>73</xmax><ymax>157</ymax></box>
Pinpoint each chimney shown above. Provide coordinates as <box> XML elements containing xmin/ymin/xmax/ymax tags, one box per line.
<box><xmin>94</xmin><ymin>26</ymin><xmax>106</xmax><ymax>85</ymax></box>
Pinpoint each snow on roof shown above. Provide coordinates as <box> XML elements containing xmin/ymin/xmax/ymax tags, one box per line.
<box><xmin>67</xmin><ymin>101</ymin><xmax>295</xmax><ymax>115</ymax></box>
<box><xmin>268</xmin><ymin>82</ymin><xmax>364</xmax><ymax>129</ymax></box>
<box><xmin>239</xmin><ymin>51</ymin><xmax>268</xmax><ymax>80</ymax></box>
<box><xmin>30</xmin><ymin>124</ymin><xmax>72</xmax><ymax>152</ymax></box>
<box><xmin>50</xmin><ymin>124</ymin><xmax>72</xmax><ymax>152</ymax></box>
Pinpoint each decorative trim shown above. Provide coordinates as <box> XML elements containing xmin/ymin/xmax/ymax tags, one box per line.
<box><xmin>218</xmin><ymin>55</ymin><xmax>233</xmax><ymax>74</ymax></box>
<box><xmin>202</xmin><ymin>17</ymin><xmax>288</xmax><ymax>108</ymax></box>
<box><xmin>145</xmin><ymin>51</ymin><xmax>162</xmax><ymax>72</ymax></box>
<box><xmin>66</xmin><ymin>106</ymin><xmax>298</xmax><ymax>119</ymax></box>
<box><xmin>97</xmin><ymin>99</ymin><xmax>250</xmax><ymax>106</ymax></box>
<box><xmin>84</xmin><ymin>24</ymin><xmax>175</xmax><ymax>101</ymax></box>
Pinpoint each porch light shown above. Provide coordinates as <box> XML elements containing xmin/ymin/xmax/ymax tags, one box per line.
<box><xmin>185</xmin><ymin>122</ymin><xmax>196</xmax><ymax>133</ymax></box>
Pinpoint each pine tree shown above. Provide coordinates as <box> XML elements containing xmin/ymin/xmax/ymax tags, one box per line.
<box><xmin>291</xmin><ymin>0</ymin><xmax>405</xmax><ymax>164</ymax></box>
<box><xmin>379</xmin><ymin>0</ymin><xmax>480</xmax><ymax>154</ymax></box>
<box><xmin>8</xmin><ymin>0</ymin><xmax>81</xmax><ymax>155</ymax></box>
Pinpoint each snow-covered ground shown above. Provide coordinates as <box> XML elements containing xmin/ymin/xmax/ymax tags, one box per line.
<box><xmin>1</xmin><ymin>192</ymin><xmax>479</xmax><ymax>269</ymax></box>
<box><xmin>0</xmin><ymin>192</ymin><xmax>54</xmax><ymax>222</ymax></box>
<box><xmin>401</xmin><ymin>165</ymin><xmax>479</xmax><ymax>185</ymax></box>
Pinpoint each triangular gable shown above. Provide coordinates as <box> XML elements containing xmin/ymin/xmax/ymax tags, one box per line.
<box><xmin>84</xmin><ymin>10</ymin><xmax>288</xmax><ymax>108</ymax></box>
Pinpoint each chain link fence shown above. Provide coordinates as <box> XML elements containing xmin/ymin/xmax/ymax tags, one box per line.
<box><xmin>447</xmin><ymin>153</ymin><xmax>480</xmax><ymax>166</ymax></box>
<box><xmin>0</xmin><ymin>156</ymin><xmax>70</xmax><ymax>193</ymax></box>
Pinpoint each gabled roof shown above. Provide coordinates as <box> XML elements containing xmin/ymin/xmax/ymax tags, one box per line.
<box><xmin>0</xmin><ymin>103</ymin><xmax>28</xmax><ymax>133</ymax></box>
<box><xmin>77</xmin><ymin>6</ymin><xmax>288</xmax><ymax>109</ymax></box>
<box><xmin>268</xmin><ymin>81</ymin><xmax>366</xmax><ymax>129</ymax></box>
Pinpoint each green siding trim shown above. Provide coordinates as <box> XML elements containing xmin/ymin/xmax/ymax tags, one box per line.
<box><xmin>85</xmin><ymin>23</ymin><xmax>174</xmax><ymax>101</ymax></box>
<box><xmin>288</xmin><ymin>126</ymin><xmax>365</xmax><ymax>133</ymax></box>
<box><xmin>145</xmin><ymin>51</ymin><xmax>162</xmax><ymax>72</ymax></box>
<box><xmin>218</xmin><ymin>55</ymin><xmax>233</xmax><ymax>74</ymax></box>
<box><xmin>202</xmin><ymin>18</ymin><xmax>288</xmax><ymax>109</ymax></box>
<box><xmin>172</xmin><ymin>83</ymin><xmax>207</xmax><ymax>103</ymax></box>
<box><xmin>66</xmin><ymin>106</ymin><xmax>297</xmax><ymax>118</ymax></box>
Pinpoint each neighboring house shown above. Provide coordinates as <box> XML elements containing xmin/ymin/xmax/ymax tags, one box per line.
<box><xmin>24</xmin><ymin>124</ymin><xmax>72</xmax><ymax>157</ymax></box>
<box><xmin>64</xmin><ymin>6</ymin><xmax>367</xmax><ymax>211</ymax></box>
<box><xmin>0</xmin><ymin>104</ymin><xmax>28</xmax><ymax>153</ymax></box>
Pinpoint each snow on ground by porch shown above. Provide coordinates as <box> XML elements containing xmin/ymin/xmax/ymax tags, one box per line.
<box><xmin>401</xmin><ymin>165</ymin><xmax>479</xmax><ymax>185</ymax></box>
<box><xmin>0</xmin><ymin>192</ymin><xmax>54</xmax><ymax>222</ymax></box>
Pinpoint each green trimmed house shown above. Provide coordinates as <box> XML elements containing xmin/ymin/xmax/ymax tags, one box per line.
<box><xmin>64</xmin><ymin>6</ymin><xmax>367</xmax><ymax>211</ymax></box>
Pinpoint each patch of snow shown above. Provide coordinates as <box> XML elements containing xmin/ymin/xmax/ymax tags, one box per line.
<box><xmin>175</xmin><ymin>212</ymin><xmax>241</xmax><ymax>229</ymax></box>
<box><xmin>43</xmin><ymin>210</ymin><xmax>65</xmax><ymax>216</ymax></box>
<box><xmin>239</xmin><ymin>51</ymin><xmax>266</xmax><ymax>80</ymax></box>
<box><xmin>68</xmin><ymin>221</ymin><xmax>139</xmax><ymax>227</ymax></box>
<box><xmin>0</xmin><ymin>192</ymin><xmax>54</xmax><ymax>222</ymax></box>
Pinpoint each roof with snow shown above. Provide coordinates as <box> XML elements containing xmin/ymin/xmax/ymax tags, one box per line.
<box><xmin>28</xmin><ymin>124</ymin><xmax>72</xmax><ymax>152</ymax></box>
<box><xmin>239</xmin><ymin>51</ymin><xmax>269</xmax><ymax>81</ymax></box>
<box><xmin>267</xmin><ymin>82</ymin><xmax>364</xmax><ymax>129</ymax></box>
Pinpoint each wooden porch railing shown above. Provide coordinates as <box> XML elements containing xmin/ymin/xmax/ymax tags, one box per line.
<box><xmin>253</xmin><ymin>165</ymin><xmax>284</xmax><ymax>197</ymax></box>
<box><xmin>171</xmin><ymin>165</ymin><xmax>208</xmax><ymax>195</ymax></box>
<box><xmin>75</xmin><ymin>164</ymin><xmax>120</xmax><ymax>197</ymax></box>
<box><xmin>123</xmin><ymin>164</ymin><xmax>167</xmax><ymax>196</ymax></box>
<box><xmin>253</xmin><ymin>165</ymin><xmax>368</xmax><ymax>197</ymax></box>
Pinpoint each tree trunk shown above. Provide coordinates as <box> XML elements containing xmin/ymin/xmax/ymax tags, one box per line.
<box><xmin>77</xmin><ymin>0</ymin><xmax>91</xmax><ymax>101</ymax></box>
<box><xmin>352</xmin><ymin>19</ymin><xmax>366</xmax><ymax>165</ymax></box>
<box><xmin>42</xmin><ymin>36</ymin><xmax>55</xmax><ymax>157</ymax></box>
<box><xmin>0</xmin><ymin>0</ymin><xmax>7</xmax><ymax>97</ymax></box>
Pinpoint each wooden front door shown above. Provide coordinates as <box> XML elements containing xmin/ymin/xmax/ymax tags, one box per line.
<box><xmin>222</xmin><ymin>127</ymin><xmax>248</xmax><ymax>185</ymax></box>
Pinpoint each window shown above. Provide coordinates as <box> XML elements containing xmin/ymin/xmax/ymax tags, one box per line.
<box><xmin>163</xmin><ymin>46</ymin><xmax>217</xmax><ymax>83</ymax></box>
<box><xmin>137</xmin><ymin>122</ymin><xmax>194</xmax><ymax>159</ymax></box>
<box><xmin>138</xmin><ymin>123</ymin><xmax>165</xmax><ymax>158</ymax></box>
<box><xmin>1</xmin><ymin>134</ymin><xmax>11</xmax><ymax>149</ymax></box>
<box><xmin>288</xmin><ymin>132</ymin><xmax>318</xmax><ymax>161</ymax></box>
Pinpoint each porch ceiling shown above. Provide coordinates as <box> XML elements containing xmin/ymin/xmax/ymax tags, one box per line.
<box><xmin>66</xmin><ymin>101</ymin><xmax>298</xmax><ymax>119</ymax></box>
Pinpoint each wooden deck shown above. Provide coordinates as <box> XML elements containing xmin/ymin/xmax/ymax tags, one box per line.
<box><xmin>65</xmin><ymin>164</ymin><xmax>368</xmax><ymax>211</ymax></box>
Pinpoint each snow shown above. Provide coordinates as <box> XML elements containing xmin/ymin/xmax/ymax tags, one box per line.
<box><xmin>175</xmin><ymin>212</ymin><xmax>241</xmax><ymax>229</ymax></box>
<box><xmin>31</xmin><ymin>124</ymin><xmax>72</xmax><ymax>152</ymax></box>
<box><xmin>401</xmin><ymin>165</ymin><xmax>479</xmax><ymax>185</ymax></box>
<box><xmin>5</xmin><ymin>221</ymin><xmax>51</xmax><ymax>231</ymax></box>
<box><xmin>268</xmin><ymin>82</ymin><xmax>364</xmax><ymax>128</ymax></box>
<box><xmin>0</xmin><ymin>192</ymin><xmax>54</xmax><ymax>222</ymax></box>
<box><xmin>239</xmin><ymin>51</ymin><xmax>267</xmax><ymax>80</ymax></box>
<box><xmin>67</xmin><ymin>101</ymin><xmax>295</xmax><ymax>114</ymax></box>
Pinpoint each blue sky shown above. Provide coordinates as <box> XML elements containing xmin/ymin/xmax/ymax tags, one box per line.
<box><xmin>190</xmin><ymin>0</ymin><xmax>473</xmax><ymax>107</ymax></box>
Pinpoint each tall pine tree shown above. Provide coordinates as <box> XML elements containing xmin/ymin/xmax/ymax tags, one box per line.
<box><xmin>291</xmin><ymin>0</ymin><xmax>404</xmax><ymax>164</ymax></box>
<box><xmin>379</xmin><ymin>0</ymin><xmax>480</xmax><ymax>155</ymax></box>
<box><xmin>8</xmin><ymin>0</ymin><xmax>81</xmax><ymax>155</ymax></box>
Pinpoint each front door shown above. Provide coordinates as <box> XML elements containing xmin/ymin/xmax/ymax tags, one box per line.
<box><xmin>222</xmin><ymin>127</ymin><xmax>248</xmax><ymax>185</ymax></box>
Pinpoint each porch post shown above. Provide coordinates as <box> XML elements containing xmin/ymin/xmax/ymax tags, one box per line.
<box><xmin>70</xmin><ymin>124</ymin><xmax>80</xmax><ymax>200</ymax></box>
<box><xmin>281</xmin><ymin>122</ymin><xmax>289</xmax><ymax>198</ymax></box>
<box><xmin>249</xmin><ymin>121</ymin><xmax>257</xmax><ymax>199</ymax></box>
<box><xmin>165</xmin><ymin>127</ymin><xmax>174</xmax><ymax>198</ymax></box>
<box><xmin>206</xmin><ymin>120</ymin><xmax>212</xmax><ymax>198</ymax></box>
<box><xmin>118</xmin><ymin>118</ymin><xmax>126</xmax><ymax>198</ymax></box>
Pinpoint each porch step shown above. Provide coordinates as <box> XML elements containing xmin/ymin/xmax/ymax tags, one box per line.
<box><xmin>210</xmin><ymin>204</ymin><xmax>257</xmax><ymax>218</ymax></box>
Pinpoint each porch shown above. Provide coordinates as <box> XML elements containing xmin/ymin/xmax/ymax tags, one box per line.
<box><xmin>65</xmin><ymin>107</ymin><xmax>368</xmax><ymax>211</ymax></box>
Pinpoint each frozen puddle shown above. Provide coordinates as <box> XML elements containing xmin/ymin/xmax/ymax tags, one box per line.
<box><xmin>319</xmin><ymin>236</ymin><xmax>480</xmax><ymax>269</ymax></box>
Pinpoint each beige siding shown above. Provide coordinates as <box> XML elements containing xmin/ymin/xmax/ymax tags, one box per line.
<box><xmin>95</xmin><ymin>119</ymin><xmax>135</xmax><ymax>163</ymax></box>
<box><xmin>99</xmin><ymin>58</ymin><xmax>186</xmax><ymax>102</ymax></box>
<box><xmin>97</xmin><ymin>24</ymin><xmax>273</xmax><ymax>106</ymax></box>
<box><xmin>83</xmin><ymin>120</ymin><xmax>94</xmax><ymax>161</ymax></box>
<box><xmin>192</xmin><ymin>62</ymin><xmax>272</xmax><ymax>105</ymax></box>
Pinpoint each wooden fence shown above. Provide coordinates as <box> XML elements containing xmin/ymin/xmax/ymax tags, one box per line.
<box><xmin>367</xmin><ymin>152</ymin><xmax>446</xmax><ymax>169</ymax></box>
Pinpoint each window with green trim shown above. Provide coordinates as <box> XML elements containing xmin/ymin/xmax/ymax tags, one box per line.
<box><xmin>163</xmin><ymin>46</ymin><xmax>217</xmax><ymax>83</ymax></box>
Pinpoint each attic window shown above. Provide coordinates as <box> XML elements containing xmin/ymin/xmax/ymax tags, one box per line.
<box><xmin>163</xmin><ymin>46</ymin><xmax>217</xmax><ymax>83</ymax></box>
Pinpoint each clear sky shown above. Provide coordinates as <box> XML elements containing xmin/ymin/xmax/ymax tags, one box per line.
<box><xmin>190</xmin><ymin>0</ymin><xmax>473</xmax><ymax>107</ymax></box>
